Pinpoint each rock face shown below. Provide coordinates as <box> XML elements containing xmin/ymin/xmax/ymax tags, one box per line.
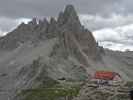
<box><xmin>0</xmin><ymin>5</ymin><xmax>99</xmax><ymax>65</ymax></box>
<box><xmin>73</xmin><ymin>80</ymin><xmax>131</xmax><ymax>100</ymax></box>
<box><xmin>57</xmin><ymin>5</ymin><xmax>99</xmax><ymax>66</ymax></box>
<box><xmin>57</xmin><ymin>5</ymin><xmax>82</xmax><ymax>32</ymax></box>
<box><xmin>0</xmin><ymin>5</ymin><xmax>100</xmax><ymax>100</ymax></box>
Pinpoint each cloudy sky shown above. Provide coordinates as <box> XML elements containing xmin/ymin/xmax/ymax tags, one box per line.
<box><xmin>0</xmin><ymin>0</ymin><xmax>133</xmax><ymax>51</ymax></box>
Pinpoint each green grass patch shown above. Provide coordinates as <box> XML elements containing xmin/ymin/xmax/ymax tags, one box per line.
<box><xmin>18</xmin><ymin>82</ymin><xmax>81</xmax><ymax>100</ymax></box>
<box><xmin>125</xmin><ymin>81</ymin><xmax>133</xmax><ymax>88</ymax></box>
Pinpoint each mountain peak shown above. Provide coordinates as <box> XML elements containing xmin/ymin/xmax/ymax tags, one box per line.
<box><xmin>0</xmin><ymin>4</ymin><xmax>97</xmax><ymax>57</ymax></box>
<box><xmin>64</xmin><ymin>4</ymin><xmax>77</xmax><ymax>18</ymax></box>
<box><xmin>57</xmin><ymin>4</ymin><xmax>81</xmax><ymax>33</ymax></box>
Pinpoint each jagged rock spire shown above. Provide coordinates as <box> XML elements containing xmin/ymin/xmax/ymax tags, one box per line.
<box><xmin>58</xmin><ymin>5</ymin><xmax>79</xmax><ymax>24</ymax></box>
<box><xmin>63</xmin><ymin>4</ymin><xmax>79</xmax><ymax>22</ymax></box>
<box><xmin>38</xmin><ymin>18</ymin><xmax>49</xmax><ymax>26</ymax></box>
<box><xmin>57</xmin><ymin>4</ymin><xmax>82</xmax><ymax>33</ymax></box>
<box><xmin>47</xmin><ymin>17</ymin><xmax>58</xmax><ymax>33</ymax></box>
<box><xmin>38</xmin><ymin>18</ymin><xmax>49</xmax><ymax>32</ymax></box>
<box><xmin>58</xmin><ymin>5</ymin><xmax>100</xmax><ymax>64</ymax></box>
<box><xmin>28</xmin><ymin>18</ymin><xmax>37</xmax><ymax>26</ymax></box>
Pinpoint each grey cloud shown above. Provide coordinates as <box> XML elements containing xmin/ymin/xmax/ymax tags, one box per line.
<box><xmin>93</xmin><ymin>24</ymin><xmax>133</xmax><ymax>51</ymax></box>
<box><xmin>0</xmin><ymin>0</ymin><xmax>122</xmax><ymax>18</ymax></box>
<box><xmin>0</xmin><ymin>0</ymin><xmax>130</xmax><ymax>33</ymax></box>
<box><xmin>0</xmin><ymin>0</ymin><xmax>133</xmax><ymax>51</ymax></box>
<box><xmin>80</xmin><ymin>14</ymin><xmax>133</xmax><ymax>31</ymax></box>
<box><xmin>0</xmin><ymin>17</ymin><xmax>19</xmax><ymax>32</ymax></box>
<box><xmin>0</xmin><ymin>17</ymin><xmax>30</xmax><ymax>34</ymax></box>
<box><xmin>0</xmin><ymin>0</ymin><xmax>122</xmax><ymax>32</ymax></box>
<box><xmin>118</xmin><ymin>0</ymin><xmax>133</xmax><ymax>15</ymax></box>
<box><xmin>0</xmin><ymin>0</ymin><xmax>68</xmax><ymax>18</ymax></box>
<box><xmin>99</xmin><ymin>41</ymin><xmax>133</xmax><ymax>51</ymax></box>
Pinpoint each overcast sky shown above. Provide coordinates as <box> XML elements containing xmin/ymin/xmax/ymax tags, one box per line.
<box><xmin>0</xmin><ymin>0</ymin><xmax>133</xmax><ymax>51</ymax></box>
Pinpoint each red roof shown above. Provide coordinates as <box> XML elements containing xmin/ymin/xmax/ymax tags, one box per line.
<box><xmin>94</xmin><ymin>71</ymin><xmax>120</xmax><ymax>80</ymax></box>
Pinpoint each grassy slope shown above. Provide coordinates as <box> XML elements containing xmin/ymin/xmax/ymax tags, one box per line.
<box><xmin>18</xmin><ymin>82</ymin><xmax>81</xmax><ymax>100</ymax></box>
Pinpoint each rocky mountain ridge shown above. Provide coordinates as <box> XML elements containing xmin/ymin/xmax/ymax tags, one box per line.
<box><xmin>0</xmin><ymin>4</ymin><xmax>133</xmax><ymax>100</ymax></box>
<box><xmin>0</xmin><ymin>5</ymin><xmax>100</xmax><ymax>66</ymax></box>
<box><xmin>0</xmin><ymin>5</ymin><xmax>100</xmax><ymax>100</ymax></box>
